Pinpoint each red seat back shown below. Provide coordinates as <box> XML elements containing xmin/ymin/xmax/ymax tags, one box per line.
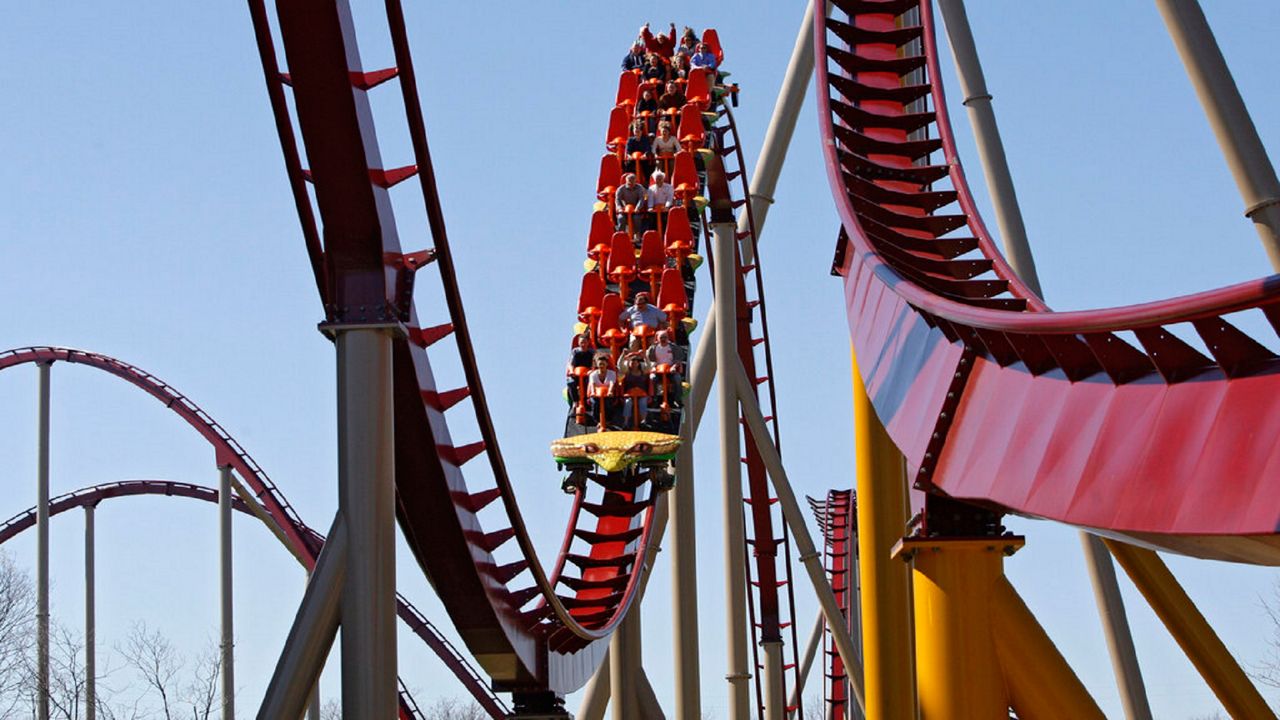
<box><xmin>665</xmin><ymin>209</ymin><xmax>694</xmax><ymax>248</ymax></box>
<box><xmin>678</xmin><ymin>104</ymin><xmax>705</xmax><ymax>144</ymax></box>
<box><xmin>596</xmin><ymin>154</ymin><xmax>622</xmax><ymax>196</ymax></box>
<box><xmin>638</xmin><ymin>231</ymin><xmax>664</xmax><ymax>269</ymax></box>
<box><xmin>656</xmin><ymin>268</ymin><xmax>687</xmax><ymax>313</ymax></box>
<box><xmin>615</xmin><ymin>72</ymin><xmax>639</xmax><ymax>107</ymax></box>
<box><xmin>577</xmin><ymin>272</ymin><xmax>605</xmax><ymax>315</ymax></box>
<box><xmin>598</xmin><ymin>293</ymin><xmax>623</xmax><ymax>337</ymax></box>
<box><xmin>685</xmin><ymin>71</ymin><xmax>710</xmax><ymax>108</ymax></box>
<box><xmin>671</xmin><ymin>150</ymin><xmax>699</xmax><ymax>194</ymax></box>
<box><xmin>606</xmin><ymin>232</ymin><xmax>635</xmax><ymax>273</ymax></box>
<box><xmin>587</xmin><ymin>210</ymin><xmax>613</xmax><ymax>252</ymax></box>
<box><xmin>605</xmin><ymin>107</ymin><xmax>630</xmax><ymax>149</ymax></box>
<box><xmin>701</xmin><ymin>29</ymin><xmax>724</xmax><ymax>65</ymax></box>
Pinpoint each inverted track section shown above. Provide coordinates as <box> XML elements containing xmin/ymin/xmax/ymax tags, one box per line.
<box><xmin>248</xmin><ymin>3</ymin><xmax>744</xmax><ymax>697</ymax></box>
<box><xmin>818</xmin><ymin>0</ymin><xmax>1280</xmax><ymax>564</ymax></box>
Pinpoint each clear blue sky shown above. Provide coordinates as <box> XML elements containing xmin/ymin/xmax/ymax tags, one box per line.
<box><xmin>2</xmin><ymin>2</ymin><xmax>1279</xmax><ymax>717</ymax></box>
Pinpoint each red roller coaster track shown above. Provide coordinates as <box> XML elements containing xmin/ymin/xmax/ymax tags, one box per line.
<box><xmin>819</xmin><ymin>0</ymin><xmax>1280</xmax><ymax>565</ymax></box>
<box><xmin>0</xmin><ymin>349</ymin><xmax>507</xmax><ymax>719</ymax></box>
<box><xmin>244</xmin><ymin>2</ymin><xmax>775</xmax><ymax>699</ymax></box>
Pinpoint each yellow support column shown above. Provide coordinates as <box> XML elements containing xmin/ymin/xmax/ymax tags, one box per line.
<box><xmin>897</xmin><ymin>538</ymin><xmax>1014</xmax><ymax>720</ymax></box>
<box><xmin>1105</xmin><ymin>540</ymin><xmax>1274</xmax><ymax>719</ymax></box>
<box><xmin>991</xmin><ymin>577</ymin><xmax>1105</xmax><ymax>720</ymax></box>
<box><xmin>852</xmin><ymin>352</ymin><xmax>916</xmax><ymax>720</ymax></box>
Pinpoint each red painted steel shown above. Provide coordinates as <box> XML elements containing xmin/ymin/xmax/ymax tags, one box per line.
<box><xmin>810</xmin><ymin>491</ymin><xmax>855</xmax><ymax>720</ymax></box>
<box><xmin>817</xmin><ymin>0</ymin><xmax>1280</xmax><ymax>563</ymax></box>
<box><xmin>0</xmin><ymin>477</ymin><xmax>508</xmax><ymax>719</ymax></box>
<box><xmin>247</xmin><ymin>4</ymin><xmax>743</xmax><ymax>694</ymax></box>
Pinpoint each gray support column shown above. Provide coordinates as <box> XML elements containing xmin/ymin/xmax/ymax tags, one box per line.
<box><xmin>610</xmin><ymin>615</ymin><xmax>638</xmax><ymax>720</ymax></box>
<box><xmin>787</xmin><ymin>613</ymin><xmax>824</xmax><ymax>720</ymax></box>
<box><xmin>667</xmin><ymin>306</ymin><xmax>717</xmax><ymax>720</ymax></box>
<box><xmin>36</xmin><ymin>362</ymin><xmax>51</xmax><ymax>720</ymax></box>
<box><xmin>1155</xmin><ymin>0</ymin><xmax>1280</xmax><ymax>271</ymax></box>
<box><xmin>732</xmin><ymin>360</ymin><xmax>867</xmax><ymax>714</ymax></box>
<box><xmin>218</xmin><ymin>464</ymin><xmax>235</xmax><ymax>720</ymax></box>
<box><xmin>738</xmin><ymin>0</ymin><xmax>817</xmax><ymax>265</ymax></box>
<box><xmin>713</xmin><ymin>222</ymin><xmax>752</xmax><ymax>719</ymax></box>
<box><xmin>84</xmin><ymin>504</ymin><xmax>96</xmax><ymax>720</ymax></box>
<box><xmin>762</xmin><ymin>640</ymin><xmax>787</xmax><ymax>720</ymax></box>
<box><xmin>308</xmin><ymin>685</ymin><xmax>321</xmax><ymax>720</ymax></box>
<box><xmin>578</xmin><ymin>649</ymin><xmax>612</xmax><ymax>720</ymax></box>
<box><xmin>934</xmin><ymin>0</ymin><xmax>1042</xmax><ymax>296</ymax></box>
<box><xmin>257</xmin><ymin>516</ymin><xmax>346</xmax><ymax>720</ymax></box>
<box><xmin>1082</xmin><ymin>534</ymin><xmax>1152</xmax><ymax>720</ymax></box>
<box><xmin>936</xmin><ymin>5</ymin><xmax>1152</xmax><ymax>716</ymax></box>
<box><xmin>335</xmin><ymin>328</ymin><xmax>398</xmax><ymax>719</ymax></box>
<box><xmin>636</xmin><ymin>671</ymin><xmax>666</xmax><ymax>720</ymax></box>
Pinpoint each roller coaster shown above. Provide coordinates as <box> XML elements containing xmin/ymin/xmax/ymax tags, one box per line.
<box><xmin>6</xmin><ymin>1</ymin><xmax>1280</xmax><ymax>719</ymax></box>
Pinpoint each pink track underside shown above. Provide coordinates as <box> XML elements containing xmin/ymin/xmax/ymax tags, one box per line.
<box><xmin>822</xmin><ymin>1</ymin><xmax>1280</xmax><ymax>564</ymax></box>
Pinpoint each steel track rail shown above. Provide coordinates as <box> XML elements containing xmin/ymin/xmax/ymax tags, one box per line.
<box><xmin>0</xmin><ymin>349</ymin><xmax>506</xmax><ymax>718</ymax></box>
<box><xmin>245</xmin><ymin>4</ymin><xmax>742</xmax><ymax>694</ymax></box>
<box><xmin>816</xmin><ymin>0</ymin><xmax>1280</xmax><ymax>561</ymax></box>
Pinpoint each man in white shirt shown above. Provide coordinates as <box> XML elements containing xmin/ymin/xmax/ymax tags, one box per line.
<box><xmin>648</xmin><ymin>171</ymin><xmax>674</xmax><ymax>210</ymax></box>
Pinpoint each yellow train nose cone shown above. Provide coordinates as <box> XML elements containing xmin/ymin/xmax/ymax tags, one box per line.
<box><xmin>589</xmin><ymin>449</ymin><xmax>632</xmax><ymax>473</ymax></box>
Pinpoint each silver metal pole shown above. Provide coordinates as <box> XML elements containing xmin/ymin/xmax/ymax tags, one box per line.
<box><xmin>610</xmin><ymin>614</ymin><xmax>638</xmax><ymax>720</ymax></box>
<box><xmin>936</xmin><ymin>5</ymin><xmax>1152</xmax><ymax>715</ymax></box>
<box><xmin>713</xmin><ymin>221</ymin><xmax>752</xmax><ymax>719</ymax></box>
<box><xmin>1082</xmin><ymin>534</ymin><xmax>1153</xmax><ymax>720</ymax></box>
<box><xmin>84</xmin><ymin>504</ymin><xmax>95</xmax><ymax>720</ymax></box>
<box><xmin>218</xmin><ymin>464</ymin><xmax>235</xmax><ymax>720</ymax></box>
<box><xmin>731</xmin><ymin>359</ymin><xmax>867</xmax><ymax>714</ymax></box>
<box><xmin>738</xmin><ymin>0</ymin><xmax>817</xmax><ymax>266</ymax></box>
<box><xmin>257</xmin><ymin>516</ymin><xmax>346</xmax><ymax>719</ymax></box>
<box><xmin>335</xmin><ymin>327</ymin><xmax>398</xmax><ymax>718</ymax></box>
<box><xmin>668</xmin><ymin>313</ymin><xmax>713</xmax><ymax>720</ymax></box>
<box><xmin>1155</xmin><ymin>0</ymin><xmax>1280</xmax><ymax>271</ymax></box>
<box><xmin>637</xmin><ymin>670</ymin><xmax>666</xmax><ymax>720</ymax></box>
<box><xmin>36</xmin><ymin>361</ymin><xmax>51</xmax><ymax>720</ymax></box>
<box><xmin>578</xmin><ymin>648</ymin><xmax>612</xmax><ymax>720</ymax></box>
<box><xmin>934</xmin><ymin>0</ymin><xmax>1042</xmax><ymax>297</ymax></box>
<box><xmin>787</xmin><ymin>613</ymin><xmax>824</xmax><ymax>720</ymax></box>
<box><xmin>763</xmin><ymin>640</ymin><xmax>787</xmax><ymax>720</ymax></box>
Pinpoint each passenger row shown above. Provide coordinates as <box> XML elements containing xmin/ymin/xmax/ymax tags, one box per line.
<box><xmin>566</xmin><ymin>25</ymin><xmax>727</xmax><ymax>435</ymax></box>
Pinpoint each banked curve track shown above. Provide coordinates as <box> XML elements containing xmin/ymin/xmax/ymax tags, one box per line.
<box><xmin>0</xmin><ymin>347</ymin><xmax>507</xmax><ymax>718</ymax></box>
<box><xmin>247</xmin><ymin>3</ymin><xmax>770</xmax><ymax>698</ymax></box>
<box><xmin>819</xmin><ymin>0</ymin><xmax>1280</xmax><ymax>564</ymax></box>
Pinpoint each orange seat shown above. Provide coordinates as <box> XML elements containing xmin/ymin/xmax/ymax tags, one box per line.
<box><xmin>596</xmin><ymin>153</ymin><xmax>622</xmax><ymax>198</ymax></box>
<box><xmin>586</xmin><ymin>210</ymin><xmax>614</xmax><ymax>281</ymax></box>
<box><xmin>606</xmin><ymin>231</ymin><xmax>638</xmax><ymax>300</ymax></box>
<box><xmin>701</xmin><ymin>29</ymin><xmax>724</xmax><ymax>66</ymax></box>
<box><xmin>685</xmin><ymin>71</ymin><xmax>711</xmax><ymax>110</ymax></box>
<box><xmin>597</xmin><ymin>292</ymin><xmax>627</xmax><ymax>365</ymax></box>
<box><xmin>631</xmin><ymin>323</ymin><xmax>657</xmax><ymax>351</ymax></box>
<box><xmin>637</xmin><ymin>230</ymin><xmax>666</xmax><ymax>298</ymax></box>
<box><xmin>615</xmin><ymin>72</ymin><xmax>640</xmax><ymax>108</ymax></box>
<box><xmin>577</xmin><ymin>271</ymin><xmax>606</xmax><ymax>327</ymax></box>
<box><xmin>671</xmin><ymin>150</ymin><xmax>700</xmax><ymax>202</ymax></box>
<box><xmin>571</xmin><ymin>366</ymin><xmax>592</xmax><ymax>424</ymax></box>
<box><xmin>624</xmin><ymin>386</ymin><xmax>650</xmax><ymax>429</ymax></box>
<box><xmin>652</xmin><ymin>362</ymin><xmax>676</xmax><ymax>420</ymax></box>
<box><xmin>649</xmin><ymin>203</ymin><xmax>669</xmax><ymax>240</ymax></box>
<box><xmin>665</xmin><ymin>209</ymin><xmax>695</xmax><ymax>266</ymax></box>
<box><xmin>656</xmin><ymin>267</ymin><xmax>689</xmax><ymax>328</ymax></box>
<box><xmin>605</xmin><ymin>107</ymin><xmax>630</xmax><ymax>155</ymax></box>
<box><xmin>677</xmin><ymin>103</ymin><xmax>706</xmax><ymax>149</ymax></box>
